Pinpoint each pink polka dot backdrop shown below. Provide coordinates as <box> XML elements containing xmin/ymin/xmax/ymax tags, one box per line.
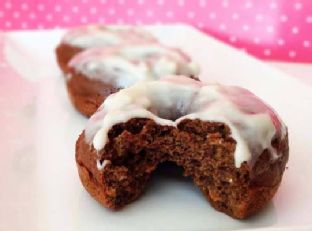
<box><xmin>0</xmin><ymin>0</ymin><xmax>311</xmax><ymax>62</ymax></box>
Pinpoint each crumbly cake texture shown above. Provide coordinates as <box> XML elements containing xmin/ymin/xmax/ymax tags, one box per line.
<box><xmin>76</xmin><ymin>120</ymin><xmax>288</xmax><ymax>219</ymax></box>
<box><xmin>75</xmin><ymin>76</ymin><xmax>289</xmax><ymax>219</ymax></box>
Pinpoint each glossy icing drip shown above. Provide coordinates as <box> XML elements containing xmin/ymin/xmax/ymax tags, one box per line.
<box><xmin>69</xmin><ymin>45</ymin><xmax>200</xmax><ymax>88</ymax></box>
<box><xmin>85</xmin><ymin>76</ymin><xmax>286</xmax><ymax>169</ymax></box>
<box><xmin>62</xmin><ymin>25</ymin><xmax>157</xmax><ymax>48</ymax></box>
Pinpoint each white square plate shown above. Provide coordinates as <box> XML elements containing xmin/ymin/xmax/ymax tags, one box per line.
<box><xmin>1</xmin><ymin>25</ymin><xmax>312</xmax><ymax>231</ymax></box>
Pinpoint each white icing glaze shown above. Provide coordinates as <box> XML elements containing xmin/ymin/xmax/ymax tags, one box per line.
<box><xmin>62</xmin><ymin>25</ymin><xmax>157</xmax><ymax>48</ymax></box>
<box><xmin>96</xmin><ymin>159</ymin><xmax>111</xmax><ymax>171</ymax></box>
<box><xmin>85</xmin><ymin>76</ymin><xmax>286</xmax><ymax>169</ymax></box>
<box><xmin>69</xmin><ymin>45</ymin><xmax>200</xmax><ymax>88</ymax></box>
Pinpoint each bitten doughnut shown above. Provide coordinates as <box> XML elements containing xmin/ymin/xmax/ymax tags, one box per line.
<box><xmin>66</xmin><ymin>45</ymin><xmax>199</xmax><ymax>117</ymax></box>
<box><xmin>75</xmin><ymin>76</ymin><xmax>289</xmax><ymax>219</ymax></box>
<box><xmin>55</xmin><ymin>24</ymin><xmax>157</xmax><ymax>73</ymax></box>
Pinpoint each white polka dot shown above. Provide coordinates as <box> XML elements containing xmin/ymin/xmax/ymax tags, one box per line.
<box><xmin>166</xmin><ymin>11</ymin><xmax>174</xmax><ymax>18</ymax></box>
<box><xmin>0</xmin><ymin>11</ymin><xmax>4</xmax><ymax>18</ymax></box>
<box><xmin>280</xmin><ymin>15</ymin><xmax>288</xmax><ymax>22</ymax></box>
<box><xmin>100</xmin><ymin>0</ymin><xmax>107</xmax><ymax>4</ymax></box>
<box><xmin>72</xmin><ymin>6</ymin><xmax>79</xmax><ymax>13</ymax></box>
<box><xmin>277</xmin><ymin>39</ymin><xmax>285</xmax><ymax>46</ymax></box>
<box><xmin>292</xmin><ymin>27</ymin><xmax>299</xmax><ymax>34</ymax></box>
<box><xmin>117</xmin><ymin>18</ymin><xmax>124</xmax><ymax>24</ymax></box>
<box><xmin>219</xmin><ymin>23</ymin><xmax>226</xmax><ymax>31</ymax></box>
<box><xmin>303</xmin><ymin>40</ymin><xmax>311</xmax><ymax>47</ymax></box>
<box><xmin>222</xmin><ymin>0</ymin><xmax>229</xmax><ymax>8</ymax></box>
<box><xmin>209</xmin><ymin>12</ymin><xmax>216</xmax><ymax>19</ymax></box>
<box><xmin>294</xmin><ymin>2</ymin><xmax>302</xmax><ymax>10</ymax></box>
<box><xmin>21</xmin><ymin>3</ymin><xmax>28</xmax><ymax>11</ymax></box>
<box><xmin>199</xmin><ymin>0</ymin><xmax>206</xmax><ymax>7</ymax></box>
<box><xmin>81</xmin><ymin>16</ymin><xmax>88</xmax><ymax>23</ymax></box>
<box><xmin>197</xmin><ymin>22</ymin><xmax>204</xmax><ymax>28</ymax></box>
<box><xmin>99</xmin><ymin>17</ymin><xmax>106</xmax><ymax>23</ymax></box>
<box><xmin>46</xmin><ymin>14</ymin><xmax>53</xmax><ymax>21</ymax></box>
<box><xmin>63</xmin><ymin>15</ymin><xmax>70</xmax><ymax>22</ymax></box>
<box><xmin>82</xmin><ymin>0</ymin><xmax>88</xmax><ymax>3</ymax></box>
<box><xmin>306</xmin><ymin>16</ymin><xmax>312</xmax><ymax>23</ymax></box>
<box><xmin>21</xmin><ymin>22</ymin><xmax>28</xmax><ymax>29</ymax></box>
<box><xmin>245</xmin><ymin>1</ymin><xmax>252</xmax><ymax>8</ymax></box>
<box><xmin>178</xmin><ymin>0</ymin><xmax>185</xmax><ymax>7</ymax></box>
<box><xmin>118</xmin><ymin>0</ymin><xmax>125</xmax><ymax>4</ymax></box>
<box><xmin>146</xmin><ymin>10</ymin><xmax>154</xmax><ymax>17</ymax></box>
<box><xmin>37</xmin><ymin>4</ymin><xmax>45</xmax><ymax>11</ymax></box>
<box><xmin>127</xmin><ymin>9</ymin><xmax>134</xmax><ymax>16</ymax></box>
<box><xmin>187</xmin><ymin>11</ymin><xmax>195</xmax><ymax>19</ymax></box>
<box><xmin>256</xmin><ymin>14</ymin><xmax>263</xmax><ymax>21</ymax></box>
<box><xmin>55</xmin><ymin>5</ymin><xmax>62</xmax><ymax>12</ymax></box>
<box><xmin>137</xmin><ymin>0</ymin><xmax>144</xmax><ymax>5</ymax></box>
<box><xmin>269</xmin><ymin>2</ymin><xmax>277</xmax><ymax>9</ymax></box>
<box><xmin>37</xmin><ymin>24</ymin><xmax>44</xmax><ymax>29</ymax></box>
<box><xmin>289</xmin><ymin>51</ymin><xmax>296</xmax><ymax>57</ymax></box>
<box><xmin>264</xmin><ymin>49</ymin><xmax>271</xmax><ymax>56</ymax></box>
<box><xmin>90</xmin><ymin>7</ymin><xmax>97</xmax><ymax>14</ymax></box>
<box><xmin>13</xmin><ymin>11</ymin><xmax>20</xmax><ymax>18</ymax></box>
<box><xmin>108</xmin><ymin>8</ymin><xmax>115</xmax><ymax>15</ymax></box>
<box><xmin>253</xmin><ymin>37</ymin><xmax>260</xmax><ymax>44</ymax></box>
<box><xmin>135</xmin><ymin>20</ymin><xmax>142</xmax><ymax>25</ymax></box>
<box><xmin>229</xmin><ymin>36</ymin><xmax>237</xmax><ymax>43</ymax></box>
<box><xmin>266</xmin><ymin>25</ymin><xmax>274</xmax><ymax>33</ymax></box>
<box><xmin>243</xmin><ymin>24</ymin><xmax>250</xmax><ymax>31</ymax></box>
<box><xmin>157</xmin><ymin>0</ymin><xmax>164</xmax><ymax>5</ymax></box>
<box><xmin>5</xmin><ymin>21</ymin><xmax>11</xmax><ymax>28</ymax></box>
<box><xmin>5</xmin><ymin>2</ymin><xmax>12</xmax><ymax>9</ymax></box>
<box><xmin>232</xmin><ymin>13</ymin><xmax>239</xmax><ymax>20</ymax></box>
<box><xmin>29</xmin><ymin>13</ymin><xmax>36</xmax><ymax>20</ymax></box>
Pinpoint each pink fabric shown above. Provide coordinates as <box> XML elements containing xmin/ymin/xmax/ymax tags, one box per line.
<box><xmin>0</xmin><ymin>0</ymin><xmax>311</xmax><ymax>62</ymax></box>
